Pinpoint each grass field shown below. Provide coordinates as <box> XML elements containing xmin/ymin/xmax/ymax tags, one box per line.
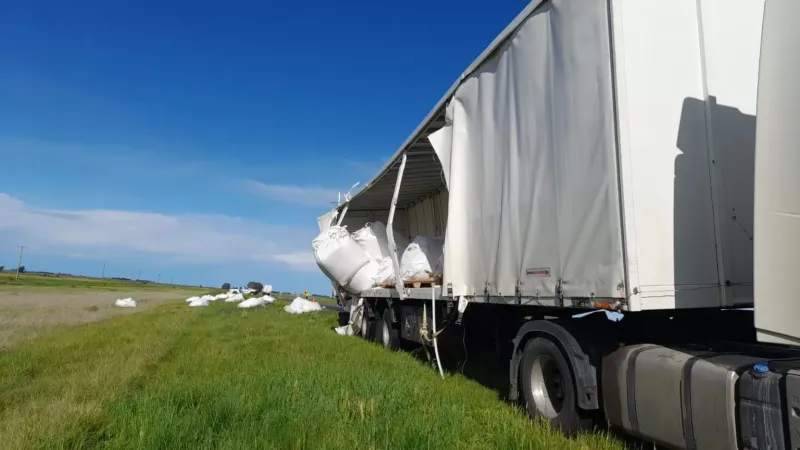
<box><xmin>0</xmin><ymin>272</ymin><xmax>204</xmax><ymax>292</ymax></box>
<box><xmin>0</xmin><ymin>273</ymin><xmax>206</xmax><ymax>349</ymax></box>
<box><xmin>0</xmin><ymin>296</ymin><xmax>623</xmax><ymax>450</ymax></box>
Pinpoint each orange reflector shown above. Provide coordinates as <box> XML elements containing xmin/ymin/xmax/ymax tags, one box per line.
<box><xmin>592</xmin><ymin>301</ymin><xmax>614</xmax><ymax>310</ymax></box>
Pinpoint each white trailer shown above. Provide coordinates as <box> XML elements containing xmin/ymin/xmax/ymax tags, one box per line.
<box><xmin>320</xmin><ymin>0</ymin><xmax>800</xmax><ymax>447</ymax></box>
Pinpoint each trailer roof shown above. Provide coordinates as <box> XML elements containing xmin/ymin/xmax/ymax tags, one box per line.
<box><xmin>340</xmin><ymin>0</ymin><xmax>545</xmax><ymax>212</ymax></box>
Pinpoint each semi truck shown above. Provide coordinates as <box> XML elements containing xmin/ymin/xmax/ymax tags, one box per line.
<box><xmin>317</xmin><ymin>0</ymin><xmax>800</xmax><ymax>448</ymax></box>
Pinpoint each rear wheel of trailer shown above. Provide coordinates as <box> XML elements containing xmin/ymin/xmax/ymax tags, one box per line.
<box><xmin>375</xmin><ymin>303</ymin><xmax>401</xmax><ymax>350</ymax></box>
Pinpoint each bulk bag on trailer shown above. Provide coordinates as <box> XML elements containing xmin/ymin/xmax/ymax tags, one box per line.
<box><xmin>351</xmin><ymin>221</ymin><xmax>410</xmax><ymax>261</ymax></box>
<box><xmin>313</xmin><ymin>226</ymin><xmax>371</xmax><ymax>287</ymax></box>
<box><xmin>344</xmin><ymin>260</ymin><xmax>380</xmax><ymax>293</ymax></box>
<box><xmin>400</xmin><ymin>236</ymin><xmax>444</xmax><ymax>280</ymax></box>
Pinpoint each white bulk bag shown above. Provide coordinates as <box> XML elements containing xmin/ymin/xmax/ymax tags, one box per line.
<box><xmin>262</xmin><ymin>295</ymin><xmax>276</xmax><ymax>304</ymax></box>
<box><xmin>344</xmin><ymin>260</ymin><xmax>379</xmax><ymax>294</ymax></box>
<box><xmin>188</xmin><ymin>298</ymin><xmax>210</xmax><ymax>307</ymax></box>
<box><xmin>224</xmin><ymin>293</ymin><xmax>245</xmax><ymax>303</ymax></box>
<box><xmin>185</xmin><ymin>296</ymin><xmax>200</xmax><ymax>303</ymax></box>
<box><xmin>238</xmin><ymin>297</ymin><xmax>267</xmax><ymax>309</ymax></box>
<box><xmin>262</xmin><ymin>284</ymin><xmax>273</xmax><ymax>294</ymax></box>
<box><xmin>200</xmin><ymin>294</ymin><xmax>216</xmax><ymax>301</ymax></box>
<box><xmin>114</xmin><ymin>297</ymin><xmax>137</xmax><ymax>308</ymax></box>
<box><xmin>372</xmin><ymin>256</ymin><xmax>396</xmax><ymax>286</ymax></box>
<box><xmin>400</xmin><ymin>236</ymin><xmax>445</xmax><ymax>280</ymax></box>
<box><xmin>284</xmin><ymin>297</ymin><xmax>323</xmax><ymax>314</ymax></box>
<box><xmin>351</xmin><ymin>222</ymin><xmax>410</xmax><ymax>261</ymax></box>
<box><xmin>313</xmin><ymin>226</ymin><xmax>371</xmax><ymax>286</ymax></box>
<box><xmin>214</xmin><ymin>293</ymin><xmax>228</xmax><ymax>300</ymax></box>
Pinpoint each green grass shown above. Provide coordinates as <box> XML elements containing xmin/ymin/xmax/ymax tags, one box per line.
<box><xmin>0</xmin><ymin>272</ymin><xmax>203</xmax><ymax>292</ymax></box>
<box><xmin>0</xmin><ymin>300</ymin><xmax>623</xmax><ymax>450</ymax></box>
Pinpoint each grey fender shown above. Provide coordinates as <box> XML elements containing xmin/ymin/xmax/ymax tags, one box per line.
<box><xmin>508</xmin><ymin>320</ymin><xmax>599</xmax><ymax>411</ymax></box>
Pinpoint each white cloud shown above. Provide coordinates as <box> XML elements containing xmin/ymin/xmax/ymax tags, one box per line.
<box><xmin>242</xmin><ymin>180</ymin><xmax>341</xmax><ymax>207</ymax></box>
<box><xmin>271</xmin><ymin>251</ymin><xmax>318</xmax><ymax>272</ymax></box>
<box><xmin>0</xmin><ymin>193</ymin><xmax>317</xmax><ymax>271</ymax></box>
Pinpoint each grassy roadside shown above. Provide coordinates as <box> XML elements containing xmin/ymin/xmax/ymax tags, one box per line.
<box><xmin>0</xmin><ymin>300</ymin><xmax>622</xmax><ymax>450</ymax></box>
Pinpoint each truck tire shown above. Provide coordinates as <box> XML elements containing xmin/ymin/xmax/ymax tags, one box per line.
<box><xmin>375</xmin><ymin>306</ymin><xmax>401</xmax><ymax>350</ymax></box>
<box><xmin>520</xmin><ymin>337</ymin><xmax>590</xmax><ymax>435</ymax></box>
<box><xmin>360</xmin><ymin>301</ymin><xmax>375</xmax><ymax>341</ymax></box>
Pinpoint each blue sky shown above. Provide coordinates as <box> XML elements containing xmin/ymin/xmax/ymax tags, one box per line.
<box><xmin>0</xmin><ymin>0</ymin><xmax>526</xmax><ymax>294</ymax></box>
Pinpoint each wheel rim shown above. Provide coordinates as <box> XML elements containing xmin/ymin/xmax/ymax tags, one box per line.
<box><xmin>529</xmin><ymin>354</ymin><xmax>565</xmax><ymax>418</ymax></box>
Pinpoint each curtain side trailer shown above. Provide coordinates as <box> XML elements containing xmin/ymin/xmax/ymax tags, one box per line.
<box><xmin>321</xmin><ymin>1</ymin><xmax>800</xmax><ymax>448</ymax></box>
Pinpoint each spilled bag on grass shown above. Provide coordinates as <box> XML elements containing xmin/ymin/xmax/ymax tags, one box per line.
<box><xmin>284</xmin><ymin>297</ymin><xmax>322</xmax><ymax>314</ymax></box>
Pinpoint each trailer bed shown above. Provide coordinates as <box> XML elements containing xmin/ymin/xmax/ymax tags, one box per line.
<box><xmin>360</xmin><ymin>286</ymin><xmax>583</xmax><ymax>308</ymax></box>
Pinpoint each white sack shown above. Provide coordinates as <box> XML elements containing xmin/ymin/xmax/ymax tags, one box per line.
<box><xmin>225</xmin><ymin>293</ymin><xmax>245</xmax><ymax>303</ymax></box>
<box><xmin>214</xmin><ymin>293</ymin><xmax>228</xmax><ymax>300</ymax></box>
<box><xmin>188</xmin><ymin>298</ymin><xmax>209</xmax><ymax>307</ymax></box>
<box><xmin>238</xmin><ymin>297</ymin><xmax>267</xmax><ymax>309</ymax></box>
<box><xmin>262</xmin><ymin>284</ymin><xmax>273</xmax><ymax>294</ymax></box>
<box><xmin>312</xmin><ymin>226</ymin><xmax>371</xmax><ymax>286</ymax></box>
<box><xmin>400</xmin><ymin>236</ymin><xmax>444</xmax><ymax>280</ymax></box>
<box><xmin>262</xmin><ymin>295</ymin><xmax>276</xmax><ymax>304</ymax></box>
<box><xmin>114</xmin><ymin>297</ymin><xmax>137</xmax><ymax>308</ymax></box>
<box><xmin>185</xmin><ymin>296</ymin><xmax>200</xmax><ymax>303</ymax></box>
<box><xmin>344</xmin><ymin>260</ymin><xmax>379</xmax><ymax>294</ymax></box>
<box><xmin>351</xmin><ymin>222</ymin><xmax>410</xmax><ymax>261</ymax></box>
<box><xmin>372</xmin><ymin>256</ymin><xmax>396</xmax><ymax>285</ymax></box>
<box><xmin>200</xmin><ymin>294</ymin><xmax>216</xmax><ymax>301</ymax></box>
<box><xmin>284</xmin><ymin>297</ymin><xmax>323</xmax><ymax>314</ymax></box>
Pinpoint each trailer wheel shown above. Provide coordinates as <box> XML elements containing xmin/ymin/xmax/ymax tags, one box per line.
<box><xmin>360</xmin><ymin>301</ymin><xmax>376</xmax><ymax>341</ymax></box>
<box><xmin>520</xmin><ymin>337</ymin><xmax>589</xmax><ymax>435</ymax></box>
<box><xmin>375</xmin><ymin>306</ymin><xmax>401</xmax><ymax>350</ymax></box>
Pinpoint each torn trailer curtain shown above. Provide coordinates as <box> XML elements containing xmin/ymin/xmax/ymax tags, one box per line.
<box><xmin>432</xmin><ymin>0</ymin><xmax>625</xmax><ymax>299</ymax></box>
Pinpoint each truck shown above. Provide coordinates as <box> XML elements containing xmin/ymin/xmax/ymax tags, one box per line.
<box><xmin>317</xmin><ymin>0</ymin><xmax>800</xmax><ymax>448</ymax></box>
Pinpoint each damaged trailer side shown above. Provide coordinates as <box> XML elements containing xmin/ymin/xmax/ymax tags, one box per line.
<box><xmin>333</xmin><ymin>0</ymin><xmax>625</xmax><ymax>308</ymax></box>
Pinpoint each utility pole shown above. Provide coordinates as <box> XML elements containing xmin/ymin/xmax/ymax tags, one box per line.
<box><xmin>15</xmin><ymin>245</ymin><xmax>27</xmax><ymax>279</ymax></box>
<box><xmin>102</xmin><ymin>263</ymin><xmax>106</xmax><ymax>279</ymax></box>
<box><xmin>157</xmin><ymin>272</ymin><xmax>161</xmax><ymax>282</ymax></box>
<box><xmin>137</xmin><ymin>269</ymin><xmax>141</xmax><ymax>281</ymax></box>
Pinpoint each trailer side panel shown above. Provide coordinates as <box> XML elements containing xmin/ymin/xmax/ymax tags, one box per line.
<box><xmin>443</xmin><ymin>0</ymin><xmax>624</xmax><ymax>300</ymax></box>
